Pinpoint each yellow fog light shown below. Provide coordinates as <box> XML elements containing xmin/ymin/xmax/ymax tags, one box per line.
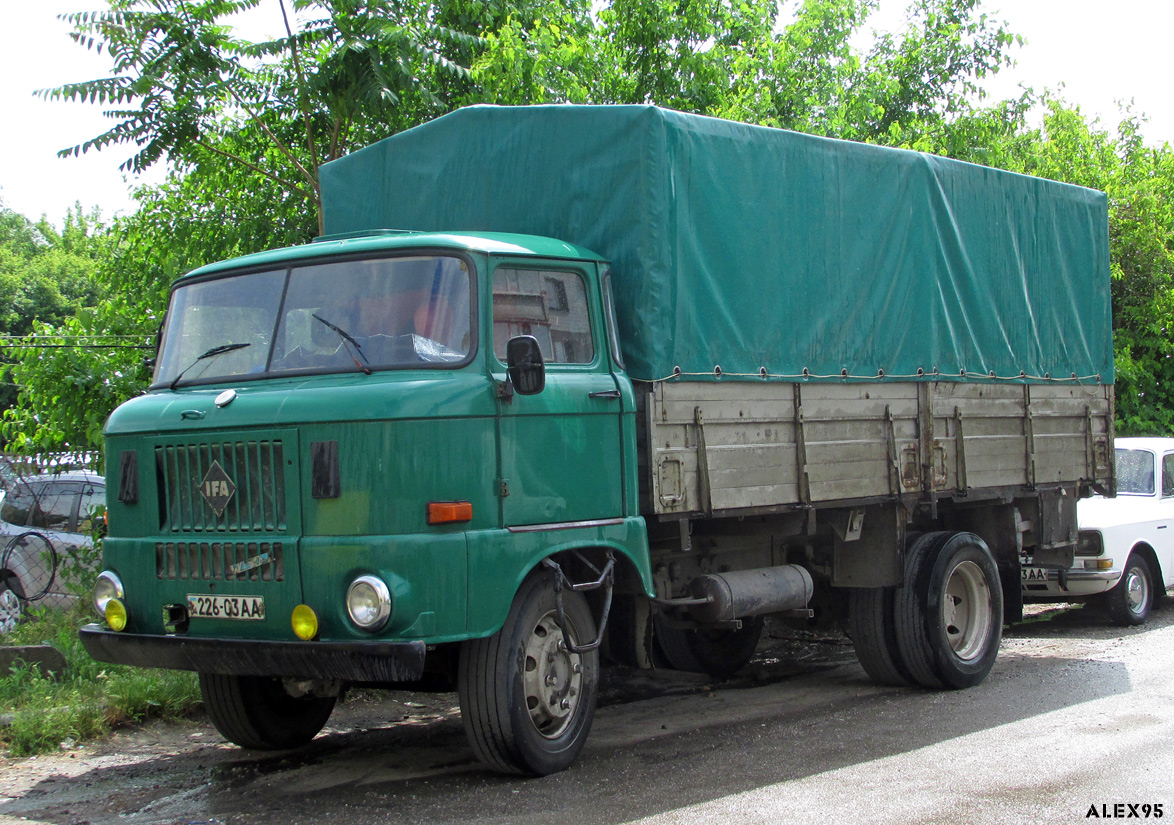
<box><xmin>291</xmin><ymin>604</ymin><xmax>318</xmax><ymax>640</ymax></box>
<box><xmin>105</xmin><ymin>599</ymin><xmax>128</xmax><ymax>632</ymax></box>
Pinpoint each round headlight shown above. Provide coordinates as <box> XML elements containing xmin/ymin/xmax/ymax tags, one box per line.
<box><xmin>93</xmin><ymin>571</ymin><xmax>124</xmax><ymax>617</ymax></box>
<box><xmin>346</xmin><ymin>575</ymin><xmax>391</xmax><ymax>631</ymax></box>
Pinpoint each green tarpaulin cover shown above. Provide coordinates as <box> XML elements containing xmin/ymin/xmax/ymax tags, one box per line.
<box><xmin>321</xmin><ymin>105</ymin><xmax>1112</xmax><ymax>385</ymax></box>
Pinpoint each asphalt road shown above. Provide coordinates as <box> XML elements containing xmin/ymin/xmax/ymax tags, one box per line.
<box><xmin>2</xmin><ymin>601</ymin><xmax>1172</xmax><ymax>825</ymax></box>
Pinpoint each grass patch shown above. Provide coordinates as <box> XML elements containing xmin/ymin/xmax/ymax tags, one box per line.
<box><xmin>0</xmin><ymin>605</ymin><xmax>201</xmax><ymax>757</ymax></box>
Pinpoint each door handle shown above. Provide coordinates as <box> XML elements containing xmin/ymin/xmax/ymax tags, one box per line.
<box><xmin>589</xmin><ymin>389</ymin><xmax>621</xmax><ymax>400</ymax></box>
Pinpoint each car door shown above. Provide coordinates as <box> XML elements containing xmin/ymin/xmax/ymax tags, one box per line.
<box><xmin>29</xmin><ymin>481</ymin><xmax>84</xmax><ymax>549</ymax></box>
<box><xmin>1160</xmin><ymin>453</ymin><xmax>1174</xmax><ymax>588</ymax></box>
<box><xmin>492</xmin><ymin>262</ymin><xmax>624</xmax><ymax>527</ymax></box>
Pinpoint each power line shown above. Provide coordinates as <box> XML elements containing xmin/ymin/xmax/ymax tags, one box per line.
<box><xmin>0</xmin><ymin>343</ymin><xmax>153</xmax><ymax>350</ymax></box>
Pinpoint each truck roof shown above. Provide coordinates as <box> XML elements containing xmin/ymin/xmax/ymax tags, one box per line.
<box><xmin>180</xmin><ymin>230</ymin><xmax>606</xmax><ymax>281</ymax></box>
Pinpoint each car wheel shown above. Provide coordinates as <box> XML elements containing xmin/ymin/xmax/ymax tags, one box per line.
<box><xmin>1106</xmin><ymin>554</ymin><xmax>1153</xmax><ymax>627</ymax></box>
<box><xmin>0</xmin><ymin>575</ymin><xmax>27</xmax><ymax>636</ymax></box>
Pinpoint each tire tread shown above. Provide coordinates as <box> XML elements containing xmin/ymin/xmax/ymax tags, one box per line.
<box><xmin>848</xmin><ymin>587</ymin><xmax>912</xmax><ymax>687</ymax></box>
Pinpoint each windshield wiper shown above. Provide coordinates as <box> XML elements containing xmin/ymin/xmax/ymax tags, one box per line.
<box><xmin>169</xmin><ymin>342</ymin><xmax>251</xmax><ymax>390</ymax></box>
<box><xmin>312</xmin><ymin>313</ymin><xmax>372</xmax><ymax>375</ymax></box>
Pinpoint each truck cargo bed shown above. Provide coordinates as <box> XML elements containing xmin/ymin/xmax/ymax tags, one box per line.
<box><xmin>642</xmin><ymin>380</ymin><xmax>1114</xmax><ymax>518</ymax></box>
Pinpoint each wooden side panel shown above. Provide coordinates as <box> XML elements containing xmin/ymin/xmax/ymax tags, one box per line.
<box><xmin>643</xmin><ymin>380</ymin><xmax>1114</xmax><ymax>517</ymax></box>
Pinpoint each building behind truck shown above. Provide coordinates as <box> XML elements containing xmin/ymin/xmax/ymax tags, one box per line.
<box><xmin>81</xmin><ymin>105</ymin><xmax>1114</xmax><ymax>776</ymax></box>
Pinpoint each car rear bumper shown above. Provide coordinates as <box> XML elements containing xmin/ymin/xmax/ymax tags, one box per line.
<box><xmin>79</xmin><ymin>624</ymin><xmax>426</xmax><ymax>683</ymax></box>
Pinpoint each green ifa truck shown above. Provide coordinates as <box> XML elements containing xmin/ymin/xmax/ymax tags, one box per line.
<box><xmin>81</xmin><ymin>105</ymin><xmax>1114</xmax><ymax>775</ymax></box>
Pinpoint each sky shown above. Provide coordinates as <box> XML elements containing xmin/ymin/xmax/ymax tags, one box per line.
<box><xmin>1</xmin><ymin>0</ymin><xmax>1172</xmax><ymax>227</ymax></box>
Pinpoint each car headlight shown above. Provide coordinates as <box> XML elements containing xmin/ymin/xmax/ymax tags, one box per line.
<box><xmin>1076</xmin><ymin>531</ymin><xmax>1104</xmax><ymax>557</ymax></box>
<box><xmin>93</xmin><ymin>571</ymin><xmax>125</xmax><ymax>616</ymax></box>
<box><xmin>346</xmin><ymin>575</ymin><xmax>391</xmax><ymax>631</ymax></box>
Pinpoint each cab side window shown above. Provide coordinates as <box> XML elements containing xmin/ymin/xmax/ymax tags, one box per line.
<box><xmin>493</xmin><ymin>268</ymin><xmax>594</xmax><ymax>364</ymax></box>
<box><xmin>1163</xmin><ymin>453</ymin><xmax>1174</xmax><ymax>497</ymax></box>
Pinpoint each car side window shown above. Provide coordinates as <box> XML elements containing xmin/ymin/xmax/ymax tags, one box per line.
<box><xmin>30</xmin><ymin>482</ymin><xmax>81</xmax><ymax>532</ymax></box>
<box><xmin>1</xmin><ymin>484</ymin><xmax>33</xmax><ymax>527</ymax></box>
<box><xmin>1116</xmin><ymin>449</ymin><xmax>1156</xmax><ymax>495</ymax></box>
<box><xmin>76</xmin><ymin>485</ymin><xmax>106</xmax><ymax>533</ymax></box>
<box><xmin>492</xmin><ymin>268</ymin><xmax>595</xmax><ymax>365</ymax></box>
<box><xmin>1163</xmin><ymin>454</ymin><xmax>1174</xmax><ymax>498</ymax></box>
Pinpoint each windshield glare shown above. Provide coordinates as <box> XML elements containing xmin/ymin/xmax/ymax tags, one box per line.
<box><xmin>153</xmin><ymin>255</ymin><xmax>473</xmax><ymax>387</ymax></box>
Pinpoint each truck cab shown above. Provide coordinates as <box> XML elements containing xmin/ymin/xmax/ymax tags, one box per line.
<box><xmin>85</xmin><ymin>230</ymin><xmax>652</xmax><ymax>774</ymax></box>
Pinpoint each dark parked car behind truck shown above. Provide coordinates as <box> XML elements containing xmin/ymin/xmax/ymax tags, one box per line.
<box><xmin>82</xmin><ymin>105</ymin><xmax>1114</xmax><ymax>775</ymax></box>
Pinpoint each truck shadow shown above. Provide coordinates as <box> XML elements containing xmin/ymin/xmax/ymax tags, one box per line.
<box><xmin>6</xmin><ymin>605</ymin><xmax>1164</xmax><ymax>825</ymax></box>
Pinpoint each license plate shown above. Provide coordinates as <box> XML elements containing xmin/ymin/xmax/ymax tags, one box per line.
<box><xmin>1021</xmin><ymin>567</ymin><xmax>1049</xmax><ymax>583</ymax></box>
<box><xmin>187</xmin><ymin>594</ymin><xmax>266</xmax><ymax>620</ymax></box>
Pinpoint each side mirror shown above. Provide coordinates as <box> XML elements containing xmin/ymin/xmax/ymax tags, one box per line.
<box><xmin>144</xmin><ymin>317</ymin><xmax>165</xmax><ymax>371</ymax></box>
<box><xmin>506</xmin><ymin>335</ymin><xmax>546</xmax><ymax>396</ymax></box>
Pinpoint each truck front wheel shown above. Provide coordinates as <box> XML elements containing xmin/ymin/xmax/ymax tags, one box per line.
<box><xmin>198</xmin><ymin>673</ymin><xmax>337</xmax><ymax>750</ymax></box>
<box><xmin>458</xmin><ymin>572</ymin><xmax>599</xmax><ymax>775</ymax></box>
<box><xmin>894</xmin><ymin>531</ymin><xmax>1003</xmax><ymax>690</ymax></box>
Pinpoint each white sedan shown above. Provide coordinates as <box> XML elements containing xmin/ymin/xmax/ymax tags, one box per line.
<box><xmin>1022</xmin><ymin>437</ymin><xmax>1174</xmax><ymax>625</ymax></box>
<box><xmin>0</xmin><ymin>470</ymin><xmax>105</xmax><ymax>634</ymax></box>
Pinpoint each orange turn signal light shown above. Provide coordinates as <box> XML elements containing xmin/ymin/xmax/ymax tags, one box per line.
<box><xmin>427</xmin><ymin>500</ymin><xmax>473</xmax><ymax>525</ymax></box>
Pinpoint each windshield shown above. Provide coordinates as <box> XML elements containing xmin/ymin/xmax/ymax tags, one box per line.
<box><xmin>153</xmin><ymin>255</ymin><xmax>473</xmax><ymax>388</ymax></box>
<box><xmin>1115</xmin><ymin>449</ymin><xmax>1156</xmax><ymax>495</ymax></box>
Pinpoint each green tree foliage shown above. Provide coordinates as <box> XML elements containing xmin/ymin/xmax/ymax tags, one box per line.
<box><xmin>471</xmin><ymin>0</ymin><xmax>1021</xmax><ymax>146</ymax></box>
<box><xmin>45</xmin><ymin>0</ymin><xmax>483</xmax><ymax>235</ymax></box>
<box><xmin>1030</xmin><ymin>108</ymin><xmax>1174</xmax><ymax>436</ymax></box>
<box><xmin>0</xmin><ymin>200</ymin><xmax>110</xmax><ymax>427</ymax></box>
<box><xmin>0</xmin><ymin>204</ymin><xmax>107</xmax><ymax>336</ymax></box>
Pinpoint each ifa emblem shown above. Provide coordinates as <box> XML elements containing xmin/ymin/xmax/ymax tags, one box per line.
<box><xmin>198</xmin><ymin>460</ymin><xmax>237</xmax><ymax>516</ymax></box>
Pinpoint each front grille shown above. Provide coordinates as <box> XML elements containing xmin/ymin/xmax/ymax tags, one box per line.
<box><xmin>156</xmin><ymin>541</ymin><xmax>285</xmax><ymax>582</ymax></box>
<box><xmin>156</xmin><ymin>441</ymin><xmax>286</xmax><ymax>532</ymax></box>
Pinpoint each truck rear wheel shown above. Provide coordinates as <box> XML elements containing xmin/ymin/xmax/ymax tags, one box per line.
<box><xmin>652</xmin><ymin>614</ymin><xmax>764</xmax><ymax>678</ymax></box>
<box><xmin>848</xmin><ymin>586</ymin><xmax>912</xmax><ymax>687</ymax></box>
<box><xmin>895</xmin><ymin>531</ymin><xmax>1003</xmax><ymax>690</ymax></box>
<box><xmin>458</xmin><ymin>571</ymin><xmax>599</xmax><ymax>775</ymax></box>
<box><xmin>198</xmin><ymin>673</ymin><xmax>336</xmax><ymax>750</ymax></box>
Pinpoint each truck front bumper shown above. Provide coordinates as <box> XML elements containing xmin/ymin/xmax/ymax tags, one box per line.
<box><xmin>79</xmin><ymin>624</ymin><xmax>427</xmax><ymax>683</ymax></box>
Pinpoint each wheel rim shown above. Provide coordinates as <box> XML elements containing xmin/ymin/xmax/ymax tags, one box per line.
<box><xmin>522</xmin><ymin>610</ymin><xmax>583</xmax><ymax>739</ymax></box>
<box><xmin>941</xmin><ymin>560</ymin><xmax>992</xmax><ymax>661</ymax></box>
<box><xmin>1124</xmin><ymin>565</ymin><xmax>1149</xmax><ymax>615</ymax></box>
<box><xmin>0</xmin><ymin>587</ymin><xmax>21</xmax><ymax>635</ymax></box>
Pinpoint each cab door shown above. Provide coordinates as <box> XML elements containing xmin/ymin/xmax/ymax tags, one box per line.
<box><xmin>491</xmin><ymin>262</ymin><xmax>624</xmax><ymax>527</ymax></box>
